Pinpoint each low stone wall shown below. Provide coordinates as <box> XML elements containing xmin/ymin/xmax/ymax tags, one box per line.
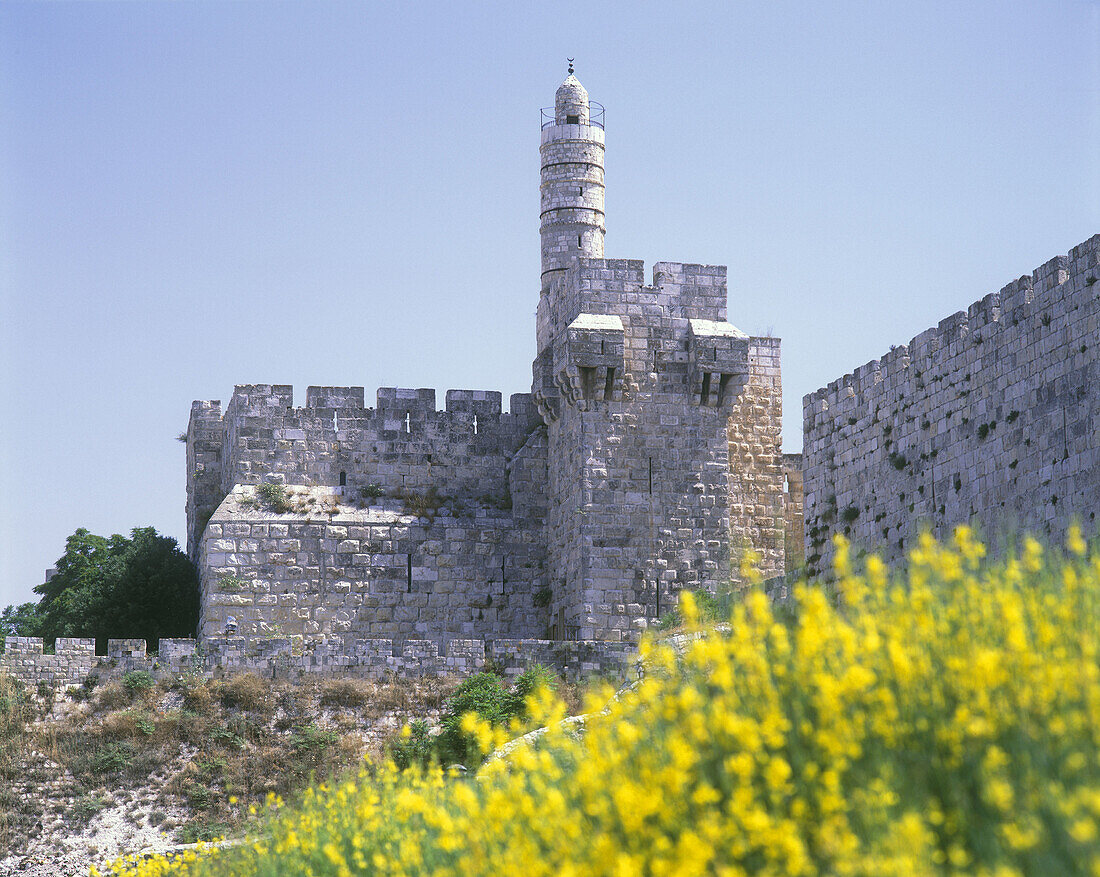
<box><xmin>0</xmin><ymin>634</ymin><xmax>638</xmax><ymax>690</ymax></box>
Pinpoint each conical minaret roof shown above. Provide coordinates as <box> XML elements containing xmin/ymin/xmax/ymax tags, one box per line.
<box><xmin>554</xmin><ymin>63</ymin><xmax>590</xmax><ymax>124</ymax></box>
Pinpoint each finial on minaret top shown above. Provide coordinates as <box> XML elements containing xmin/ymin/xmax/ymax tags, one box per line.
<box><xmin>567</xmin><ymin>58</ymin><xmax>574</xmax><ymax>75</ymax></box>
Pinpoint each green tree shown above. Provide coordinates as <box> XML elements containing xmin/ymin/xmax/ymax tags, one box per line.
<box><xmin>27</xmin><ymin>527</ymin><xmax>199</xmax><ymax>651</ymax></box>
<box><xmin>0</xmin><ymin>602</ymin><xmax>41</xmax><ymax>643</ymax></box>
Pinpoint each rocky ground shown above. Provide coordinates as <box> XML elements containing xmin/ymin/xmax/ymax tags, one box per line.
<box><xmin>0</xmin><ymin>671</ymin><xmax>457</xmax><ymax>876</ymax></box>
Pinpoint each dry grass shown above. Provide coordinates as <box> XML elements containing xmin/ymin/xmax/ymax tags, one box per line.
<box><xmin>216</xmin><ymin>673</ymin><xmax>274</xmax><ymax>714</ymax></box>
<box><xmin>318</xmin><ymin>677</ymin><xmax>374</xmax><ymax>709</ymax></box>
<box><xmin>0</xmin><ymin>670</ymin><xmax>459</xmax><ymax>853</ymax></box>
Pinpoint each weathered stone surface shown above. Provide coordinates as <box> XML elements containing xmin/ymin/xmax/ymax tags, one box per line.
<box><xmin>803</xmin><ymin>235</ymin><xmax>1100</xmax><ymax>573</ymax></box>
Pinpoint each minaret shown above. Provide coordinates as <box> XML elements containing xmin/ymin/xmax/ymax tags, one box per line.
<box><xmin>539</xmin><ymin>62</ymin><xmax>605</xmax><ymax>304</ymax></box>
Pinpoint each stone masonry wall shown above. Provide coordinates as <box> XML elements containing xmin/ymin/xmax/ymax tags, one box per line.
<box><xmin>0</xmin><ymin>635</ymin><xmax>637</xmax><ymax>688</ymax></box>
<box><xmin>728</xmin><ymin>339</ymin><xmax>785</xmax><ymax>579</ymax></box>
<box><xmin>189</xmin><ymin>387</ymin><xmax>552</xmax><ymax>648</ymax></box>
<box><xmin>534</xmin><ymin>258</ymin><xmax>786</xmax><ymax>640</ymax></box>
<box><xmin>198</xmin><ymin>495</ymin><xmax>547</xmax><ymax>646</ymax></box>
<box><xmin>187</xmin><ymin>387</ymin><xmax>541</xmax><ymax>557</ymax></box>
<box><xmin>803</xmin><ymin>235</ymin><xmax>1100</xmax><ymax>573</ymax></box>
<box><xmin>782</xmin><ymin>453</ymin><xmax>805</xmax><ymax>571</ymax></box>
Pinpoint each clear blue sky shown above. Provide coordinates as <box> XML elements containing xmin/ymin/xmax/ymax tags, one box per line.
<box><xmin>1</xmin><ymin>1</ymin><xmax>1097</xmax><ymax>609</ymax></box>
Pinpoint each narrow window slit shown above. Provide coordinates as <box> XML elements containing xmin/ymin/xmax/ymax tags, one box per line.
<box><xmin>648</xmin><ymin>457</ymin><xmax>653</xmax><ymax>495</ymax></box>
<box><xmin>404</xmin><ymin>412</ymin><xmax>411</xmax><ymax>434</ymax></box>
<box><xmin>473</xmin><ymin>414</ymin><xmax>478</xmax><ymax>435</ymax></box>
<box><xmin>407</xmin><ymin>554</ymin><xmax>413</xmax><ymax>592</ymax></box>
<box><xmin>718</xmin><ymin>373</ymin><xmax>732</xmax><ymax>406</ymax></box>
<box><xmin>339</xmin><ymin>471</ymin><xmax>346</xmax><ymax>487</ymax></box>
<box><xmin>579</xmin><ymin>366</ymin><xmax>597</xmax><ymax>400</ymax></box>
<box><xmin>700</xmin><ymin>372</ymin><xmax>712</xmax><ymax>405</ymax></box>
<box><xmin>603</xmin><ymin>367</ymin><xmax>615</xmax><ymax>400</ymax></box>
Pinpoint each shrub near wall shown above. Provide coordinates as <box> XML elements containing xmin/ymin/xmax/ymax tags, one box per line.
<box><xmin>104</xmin><ymin>527</ymin><xmax>1100</xmax><ymax>876</ymax></box>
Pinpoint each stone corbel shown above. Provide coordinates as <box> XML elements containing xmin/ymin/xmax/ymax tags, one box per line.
<box><xmin>688</xmin><ymin>319</ymin><xmax>749</xmax><ymax>406</ymax></box>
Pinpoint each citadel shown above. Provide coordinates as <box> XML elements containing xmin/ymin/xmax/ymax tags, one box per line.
<box><xmin>3</xmin><ymin>70</ymin><xmax>1097</xmax><ymax>687</ymax></box>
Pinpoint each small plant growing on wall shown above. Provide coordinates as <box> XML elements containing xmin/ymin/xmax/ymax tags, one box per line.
<box><xmin>216</xmin><ymin>575</ymin><xmax>247</xmax><ymax>592</ymax></box>
<box><xmin>256</xmin><ymin>482</ymin><xmax>291</xmax><ymax>514</ymax></box>
<box><xmin>400</xmin><ymin>488</ymin><xmax>444</xmax><ymax>522</ymax></box>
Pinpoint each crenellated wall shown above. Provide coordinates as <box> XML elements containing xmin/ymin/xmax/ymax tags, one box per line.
<box><xmin>188</xmin><ymin>386</ymin><xmax>550</xmax><ymax>648</ymax></box>
<box><xmin>533</xmin><ymin>258</ymin><xmax>787</xmax><ymax>641</ymax></box>
<box><xmin>188</xmin><ymin>387</ymin><xmax>542</xmax><ymax>558</ymax></box>
<box><xmin>0</xmin><ymin>635</ymin><xmax>636</xmax><ymax>688</ymax></box>
<box><xmin>803</xmin><ymin>235</ymin><xmax>1100</xmax><ymax>572</ymax></box>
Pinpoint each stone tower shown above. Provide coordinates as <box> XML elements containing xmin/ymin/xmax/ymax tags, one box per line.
<box><xmin>186</xmin><ymin>68</ymin><xmax>789</xmax><ymax>653</ymax></box>
<box><xmin>537</xmin><ymin>67</ymin><xmax>606</xmax><ymax>349</ymax></box>
<box><xmin>533</xmin><ymin>67</ymin><xmax>787</xmax><ymax>641</ymax></box>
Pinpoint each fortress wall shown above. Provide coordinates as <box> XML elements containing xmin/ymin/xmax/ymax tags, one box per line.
<box><xmin>782</xmin><ymin>454</ymin><xmax>805</xmax><ymax>570</ymax></box>
<box><xmin>221</xmin><ymin>385</ymin><xmax>537</xmax><ymax>499</ymax></box>
<box><xmin>727</xmin><ymin>338</ymin><xmax>786</xmax><ymax>579</ymax></box>
<box><xmin>0</xmin><ymin>637</ymin><xmax>198</xmax><ymax>689</ymax></box>
<box><xmin>1</xmin><ymin>635</ymin><xmax>635</xmax><ymax>687</ymax></box>
<box><xmin>803</xmin><ymin>235</ymin><xmax>1100</xmax><ymax>572</ymax></box>
<box><xmin>197</xmin><ymin>503</ymin><xmax>548</xmax><ymax>648</ymax></box>
<box><xmin>186</xmin><ymin>401</ymin><xmax>226</xmax><ymax>557</ymax></box>
<box><xmin>187</xmin><ymin>385</ymin><xmax>544</xmax><ymax>554</ymax></box>
<box><xmin>539</xmin><ymin>258</ymin><xmax>785</xmax><ymax>641</ymax></box>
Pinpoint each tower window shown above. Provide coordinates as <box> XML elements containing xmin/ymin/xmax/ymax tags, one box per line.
<box><xmin>405</xmin><ymin>412</ymin><xmax>411</xmax><ymax>434</ymax></box>
<box><xmin>566</xmin><ymin>114</ymin><xmax>579</xmax><ymax>124</ymax></box>
<box><xmin>578</xmin><ymin>235</ymin><xmax>582</xmax><ymax>247</ymax></box>
<box><xmin>339</xmin><ymin>471</ymin><xmax>346</xmax><ymax>487</ymax></box>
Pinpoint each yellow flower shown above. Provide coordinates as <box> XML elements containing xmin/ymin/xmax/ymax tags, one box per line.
<box><xmin>1068</xmin><ymin>524</ymin><xmax>1088</xmax><ymax>557</ymax></box>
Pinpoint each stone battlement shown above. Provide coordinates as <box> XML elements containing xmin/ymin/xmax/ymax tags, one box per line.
<box><xmin>803</xmin><ymin>235</ymin><xmax>1100</xmax><ymax>572</ymax></box>
<box><xmin>206</xmin><ymin>385</ymin><xmax>534</xmax><ymax>418</ymax></box>
<box><xmin>0</xmin><ymin>635</ymin><xmax>637</xmax><ymax>689</ymax></box>
<box><xmin>804</xmin><ymin>235</ymin><xmax>1099</xmax><ymax>418</ymax></box>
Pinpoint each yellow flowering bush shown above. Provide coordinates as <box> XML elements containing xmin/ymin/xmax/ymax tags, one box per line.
<box><xmin>101</xmin><ymin>526</ymin><xmax>1100</xmax><ymax>876</ymax></box>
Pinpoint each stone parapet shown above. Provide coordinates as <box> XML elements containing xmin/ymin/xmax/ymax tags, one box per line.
<box><xmin>0</xmin><ymin>635</ymin><xmax>638</xmax><ymax>688</ymax></box>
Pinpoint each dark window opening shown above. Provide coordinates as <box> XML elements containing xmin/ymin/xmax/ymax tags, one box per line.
<box><xmin>566</xmin><ymin>114</ymin><xmax>579</xmax><ymax>124</ymax></box>
<box><xmin>578</xmin><ymin>234</ymin><xmax>582</xmax><ymax>247</ymax></box>
<box><xmin>603</xmin><ymin>367</ymin><xmax>615</xmax><ymax>400</ymax></box>
<box><xmin>718</xmin><ymin>373</ymin><xmax>733</xmax><ymax>406</ymax></box>
<box><xmin>648</xmin><ymin>457</ymin><xmax>653</xmax><ymax>495</ymax></box>
<box><xmin>407</xmin><ymin>554</ymin><xmax>413</xmax><ymax>592</ymax></box>
<box><xmin>339</xmin><ymin>471</ymin><xmax>346</xmax><ymax>487</ymax></box>
<box><xmin>700</xmin><ymin>372</ymin><xmax>712</xmax><ymax>405</ymax></box>
<box><xmin>579</xmin><ymin>366</ymin><xmax>598</xmax><ymax>400</ymax></box>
